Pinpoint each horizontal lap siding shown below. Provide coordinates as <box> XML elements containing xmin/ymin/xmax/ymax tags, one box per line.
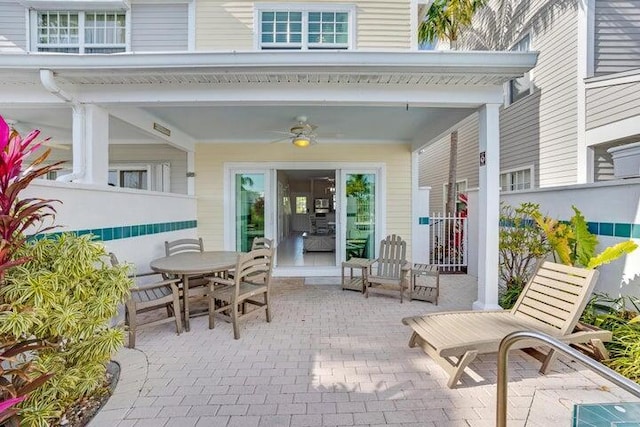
<box><xmin>418</xmin><ymin>113</ymin><xmax>478</xmax><ymax>213</ymax></box>
<box><xmin>594</xmin><ymin>144</ymin><xmax>615</xmax><ymax>181</ymax></box>
<box><xmin>0</xmin><ymin>1</ymin><xmax>26</xmax><ymax>52</ymax></box>
<box><xmin>595</xmin><ymin>0</ymin><xmax>640</xmax><ymax>75</ymax></box>
<box><xmin>195</xmin><ymin>0</ymin><xmax>410</xmax><ymax>50</ymax></box>
<box><xmin>504</xmin><ymin>4</ymin><xmax>578</xmax><ymax>187</ymax></box>
<box><xmin>195</xmin><ymin>143</ymin><xmax>411</xmax><ymax>252</ymax></box>
<box><xmin>586</xmin><ymin>80</ymin><xmax>640</xmax><ymax>129</ymax></box>
<box><xmin>131</xmin><ymin>4</ymin><xmax>189</xmax><ymax>51</ymax></box>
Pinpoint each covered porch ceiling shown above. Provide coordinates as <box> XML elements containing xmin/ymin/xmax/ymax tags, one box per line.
<box><xmin>0</xmin><ymin>50</ymin><xmax>538</xmax><ymax>152</ymax></box>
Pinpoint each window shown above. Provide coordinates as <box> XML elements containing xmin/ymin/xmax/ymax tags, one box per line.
<box><xmin>108</xmin><ymin>166</ymin><xmax>150</xmax><ymax>190</ymax></box>
<box><xmin>295</xmin><ymin>196</ymin><xmax>308</xmax><ymax>214</ymax></box>
<box><xmin>500</xmin><ymin>167</ymin><xmax>532</xmax><ymax>192</ymax></box>
<box><xmin>259</xmin><ymin>9</ymin><xmax>351</xmax><ymax>50</ymax></box>
<box><xmin>35</xmin><ymin>11</ymin><xmax>126</xmax><ymax>53</ymax></box>
<box><xmin>508</xmin><ymin>34</ymin><xmax>531</xmax><ymax>104</ymax></box>
<box><xmin>443</xmin><ymin>180</ymin><xmax>468</xmax><ymax>213</ymax></box>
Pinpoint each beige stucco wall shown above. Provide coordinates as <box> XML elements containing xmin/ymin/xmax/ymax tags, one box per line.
<box><xmin>195</xmin><ymin>0</ymin><xmax>411</xmax><ymax>51</ymax></box>
<box><xmin>195</xmin><ymin>143</ymin><xmax>412</xmax><ymax>254</ymax></box>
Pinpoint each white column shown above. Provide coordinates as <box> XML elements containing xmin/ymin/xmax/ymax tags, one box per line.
<box><xmin>413</xmin><ymin>186</ymin><xmax>431</xmax><ymax>264</ymax></box>
<box><xmin>473</xmin><ymin>104</ymin><xmax>502</xmax><ymax>311</ymax></box>
<box><xmin>187</xmin><ymin>151</ymin><xmax>195</xmax><ymax>196</ymax></box>
<box><xmin>81</xmin><ymin>105</ymin><xmax>110</xmax><ymax>185</ymax></box>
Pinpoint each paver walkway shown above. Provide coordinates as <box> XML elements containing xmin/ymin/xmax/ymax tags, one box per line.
<box><xmin>90</xmin><ymin>276</ymin><xmax>638</xmax><ymax>427</ymax></box>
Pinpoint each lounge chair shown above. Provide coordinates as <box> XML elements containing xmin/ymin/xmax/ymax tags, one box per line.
<box><xmin>402</xmin><ymin>261</ymin><xmax>612</xmax><ymax>388</ymax></box>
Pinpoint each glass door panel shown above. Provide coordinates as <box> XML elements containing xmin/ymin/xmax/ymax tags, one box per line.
<box><xmin>344</xmin><ymin>173</ymin><xmax>375</xmax><ymax>260</ymax></box>
<box><xmin>235</xmin><ymin>173</ymin><xmax>265</xmax><ymax>252</ymax></box>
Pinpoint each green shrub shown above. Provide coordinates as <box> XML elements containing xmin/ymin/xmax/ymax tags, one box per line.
<box><xmin>498</xmin><ymin>203</ymin><xmax>550</xmax><ymax>309</ymax></box>
<box><xmin>581</xmin><ymin>294</ymin><xmax>640</xmax><ymax>384</ymax></box>
<box><xmin>1</xmin><ymin>234</ymin><xmax>131</xmax><ymax>426</ymax></box>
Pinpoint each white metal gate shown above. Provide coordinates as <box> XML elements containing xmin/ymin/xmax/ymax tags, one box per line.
<box><xmin>429</xmin><ymin>213</ymin><xmax>468</xmax><ymax>272</ymax></box>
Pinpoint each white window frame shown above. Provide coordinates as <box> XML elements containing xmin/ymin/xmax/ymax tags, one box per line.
<box><xmin>500</xmin><ymin>165</ymin><xmax>534</xmax><ymax>193</ymax></box>
<box><xmin>442</xmin><ymin>179</ymin><xmax>468</xmax><ymax>213</ymax></box>
<box><xmin>109</xmin><ymin>164</ymin><xmax>152</xmax><ymax>190</ymax></box>
<box><xmin>254</xmin><ymin>3</ymin><xmax>356</xmax><ymax>50</ymax></box>
<box><xmin>505</xmin><ymin>33</ymin><xmax>533</xmax><ymax>106</ymax></box>
<box><xmin>29</xmin><ymin>9</ymin><xmax>129</xmax><ymax>53</ymax></box>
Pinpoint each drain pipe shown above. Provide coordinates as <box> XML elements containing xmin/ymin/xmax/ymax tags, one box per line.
<box><xmin>39</xmin><ymin>69</ymin><xmax>86</xmax><ymax>183</ymax></box>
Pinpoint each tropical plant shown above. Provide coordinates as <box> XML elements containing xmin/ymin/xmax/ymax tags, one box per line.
<box><xmin>498</xmin><ymin>202</ymin><xmax>550</xmax><ymax>308</ymax></box>
<box><xmin>581</xmin><ymin>294</ymin><xmax>640</xmax><ymax>383</ymax></box>
<box><xmin>531</xmin><ymin>206</ymin><xmax>638</xmax><ymax>269</ymax></box>
<box><xmin>0</xmin><ymin>115</ymin><xmax>62</xmax><ymax>426</ymax></box>
<box><xmin>2</xmin><ymin>234</ymin><xmax>131</xmax><ymax>426</ymax></box>
<box><xmin>418</xmin><ymin>0</ymin><xmax>487</xmax><ymax>49</ymax></box>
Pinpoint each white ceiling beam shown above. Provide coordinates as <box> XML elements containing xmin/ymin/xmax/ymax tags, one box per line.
<box><xmin>74</xmin><ymin>84</ymin><xmax>504</xmax><ymax>107</ymax></box>
<box><xmin>108</xmin><ymin>107</ymin><xmax>196</xmax><ymax>152</ymax></box>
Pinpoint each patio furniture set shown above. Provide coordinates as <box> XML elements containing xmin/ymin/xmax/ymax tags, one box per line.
<box><xmin>115</xmin><ymin>234</ymin><xmax>612</xmax><ymax>391</ymax></box>
<box><xmin>112</xmin><ymin>237</ymin><xmax>274</xmax><ymax>347</ymax></box>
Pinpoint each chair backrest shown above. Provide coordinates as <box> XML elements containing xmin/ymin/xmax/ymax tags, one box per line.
<box><xmin>374</xmin><ymin>234</ymin><xmax>407</xmax><ymax>278</ymax></box>
<box><xmin>234</xmin><ymin>247</ymin><xmax>274</xmax><ymax>290</ymax></box>
<box><xmin>165</xmin><ymin>238</ymin><xmax>204</xmax><ymax>256</ymax></box>
<box><xmin>315</xmin><ymin>217</ymin><xmax>329</xmax><ymax>234</ymax></box>
<box><xmin>251</xmin><ymin>237</ymin><xmax>273</xmax><ymax>250</ymax></box>
<box><xmin>511</xmin><ymin>261</ymin><xmax>600</xmax><ymax>335</ymax></box>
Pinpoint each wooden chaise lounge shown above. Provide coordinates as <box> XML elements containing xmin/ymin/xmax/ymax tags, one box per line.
<box><xmin>402</xmin><ymin>261</ymin><xmax>612</xmax><ymax>388</ymax></box>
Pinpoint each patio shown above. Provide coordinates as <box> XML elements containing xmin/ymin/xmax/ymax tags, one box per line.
<box><xmin>90</xmin><ymin>275</ymin><xmax>638</xmax><ymax>427</ymax></box>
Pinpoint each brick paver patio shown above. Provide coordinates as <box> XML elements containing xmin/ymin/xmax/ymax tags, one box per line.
<box><xmin>90</xmin><ymin>276</ymin><xmax>638</xmax><ymax>427</ymax></box>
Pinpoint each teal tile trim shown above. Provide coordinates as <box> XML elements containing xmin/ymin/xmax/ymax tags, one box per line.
<box><xmin>32</xmin><ymin>220</ymin><xmax>197</xmax><ymax>242</ymax></box>
<box><xmin>418</xmin><ymin>217</ymin><xmax>430</xmax><ymax>225</ymax></box>
<box><xmin>500</xmin><ymin>220</ymin><xmax>640</xmax><ymax>239</ymax></box>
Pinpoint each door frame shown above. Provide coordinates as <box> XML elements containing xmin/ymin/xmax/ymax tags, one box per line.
<box><xmin>224</xmin><ymin>161</ymin><xmax>386</xmax><ymax>276</ymax></box>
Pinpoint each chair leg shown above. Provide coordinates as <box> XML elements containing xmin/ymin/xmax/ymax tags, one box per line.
<box><xmin>265</xmin><ymin>292</ymin><xmax>271</xmax><ymax>323</ymax></box>
<box><xmin>172</xmin><ymin>290</ymin><xmax>183</xmax><ymax>335</ymax></box>
<box><xmin>539</xmin><ymin>348</ymin><xmax>558</xmax><ymax>374</ymax></box>
<box><xmin>126</xmin><ymin>301</ymin><xmax>136</xmax><ymax>349</ymax></box>
<box><xmin>232</xmin><ymin>303</ymin><xmax>240</xmax><ymax>340</ymax></box>
<box><xmin>208</xmin><ymin>292</ymin><xmax>215</xmax><ymax>330</ymax></box>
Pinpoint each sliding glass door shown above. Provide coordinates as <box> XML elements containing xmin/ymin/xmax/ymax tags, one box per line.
<box><xmin>342</xmin><ymin>172</ymin><xmax>377</xmax><ymax>260</ymax></box>
<box><xmin>235</xmin><ymin>172</ymin><xmax>267</xmax><ymax>252</ymax></box>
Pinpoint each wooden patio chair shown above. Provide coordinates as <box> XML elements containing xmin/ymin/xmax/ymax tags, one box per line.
<box><xmin>164</xmin><ymin>237</ymin><xmax>204</xmax><ymax>256</ymax></box>
<box><xmin>207</xmin><ymin>247</ymin><xmax>274</xmax><ymax>339</ymax></box>
<box><xmin>251</xmin><ymin>237</ymin><xmax>273</xmax><ymax>250</ymax></box>
<box><xmin>364</xmin><ymin>234</ymin><xmax>409</xmax><ymax>303</ymax></box>
<box><xmin>402</xmin><ymin>261</ymin><xmax>612</xmax><ymax>388</ymax></box>
<box><xmin>109</xmin><ymin>253</ymin><xmax>182</xmax><ymax>348</ymax></box>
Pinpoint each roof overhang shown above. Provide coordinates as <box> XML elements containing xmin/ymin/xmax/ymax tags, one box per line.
<box><xmin>0</xmin><ymin>50</ymin><xmax>538</xmax><ymax>87</ymax></box>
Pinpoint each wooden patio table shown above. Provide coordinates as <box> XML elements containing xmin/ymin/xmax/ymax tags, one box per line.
<box><xmin>150</xmin><ymin>251</ymin><xmax>240</xmax><ymax>331</ymax></box>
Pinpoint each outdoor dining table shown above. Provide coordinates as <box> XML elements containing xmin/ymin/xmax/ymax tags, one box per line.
<box><xmin>150</xmin><ymin>251</ymin><xmax>240</xmax><ymax>331</ymax></box>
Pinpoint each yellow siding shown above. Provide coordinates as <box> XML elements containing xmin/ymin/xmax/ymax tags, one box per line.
<box><xmin>195</xmin><ymin>143</ymin><xmax>412</xmax><ymax>253</ymax></box>
<box><xmin>195</xmin><ymin>0</ymin><xmax>410</xmax><ymax>51</ymax></box>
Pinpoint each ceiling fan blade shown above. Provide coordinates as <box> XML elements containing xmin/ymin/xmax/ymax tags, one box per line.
<box><xmin>269</xmin><ymin>130</ymin><xmax>294</xmax><ymax>135</ymax></box>
<box><xmin>268</xmin><ymin>136</ymin><xmax>290</xmax><ymax>144</ymax></box>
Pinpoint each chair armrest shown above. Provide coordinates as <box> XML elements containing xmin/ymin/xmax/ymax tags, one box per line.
<box><xmin>133</xmin><ymin>278</ymin><xmax>180</xmax><ymax>292</ymax></box>
<box><xmin>209</xmin><ymin>277</ymin><xmax>234</xmax><ymax>287</ymax></box>
<box><xmin>129</xmin><ymin>271</ymin><xmax>164</xmax><ymax>279</ymax></box>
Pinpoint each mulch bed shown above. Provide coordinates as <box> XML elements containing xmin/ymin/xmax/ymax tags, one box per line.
<box><xmin>52</xmin><ymin>362</ymin><xmax>120</xmax><ymax>427</ymax></box>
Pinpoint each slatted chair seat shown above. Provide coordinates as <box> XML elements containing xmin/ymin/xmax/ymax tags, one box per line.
<box><xmin>365</xmin><ymin>234</ymin><xmax>409</xmax><ymax>303</ymax></box>
<box><xmin>110</xmin><ymin>254</ymin><xmax>182</xmax><ymax>349</ymax></box>
<box><xmin>402</xmin><ymin>261</ymin><xmax>612</xmax><ymax>388</ymax></box>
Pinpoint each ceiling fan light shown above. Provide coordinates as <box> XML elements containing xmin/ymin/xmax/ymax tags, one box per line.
<box><xmin>292</xmin><ymin>135</ymin><xmax>311</xmax><ymax>147</ymax></box>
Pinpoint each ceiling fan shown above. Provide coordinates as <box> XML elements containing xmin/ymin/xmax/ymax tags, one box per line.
<box><xmin>270</xmin><ymin>116</ymin><xmax>319</xmax><ymax>147</ymax></box>
<box><xmin>5</xmin><ymin>118</ymin><xmax>71</xmax><ymax>150</ymax></box>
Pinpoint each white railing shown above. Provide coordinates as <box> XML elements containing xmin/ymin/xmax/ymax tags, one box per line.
<box><xmin>429</xmin><ymin>212</ymin><xmax>468</xmax><ymax>272</ymax></box>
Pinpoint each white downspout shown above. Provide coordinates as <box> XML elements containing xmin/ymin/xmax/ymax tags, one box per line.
<box><xmin>39</xmin><ymin>69</ymin><xmax>86</xmax><ymax>182</ymax></box>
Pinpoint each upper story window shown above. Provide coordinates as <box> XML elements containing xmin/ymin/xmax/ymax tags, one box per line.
<box><xmin>35</xmin><ymin>11</ymin><xmax>126</xmax><ymax>53</ymax></box>
<box><xmin>258</xmin><ymin>7</ymin><xmax>353</xmax><ymax>50</ymax></box>
<box><xmin>507</xmin><ymin>34</ymin><xmax>532</xmax><ymax>105</ymax></box>
<box><xmin>500</xmin><ymin>167</ymin><xmax>533</xmax><ymax>192</ymax></box>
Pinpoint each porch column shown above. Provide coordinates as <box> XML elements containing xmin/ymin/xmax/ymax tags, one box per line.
<box><xmin>411</xmin><ymin>150</ymin><xmax>430</xmax><ymax>264</ymax></box>
<box><xmin>187</xmin><ymin>151</ymin><xmax>195</xmax><ymax>196</ymax></box>
<box><xmin>473</xmin><ymin>103</ymin><xmax>502</xmax><ymax>311</ymax></box>
<box><xmin>69</xmin><ymin>104</ymin><xmax>109</xmax><ymax>185</ymax></box>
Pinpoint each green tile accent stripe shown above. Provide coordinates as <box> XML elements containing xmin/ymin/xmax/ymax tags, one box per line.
<box><xmin>419</xmin><ymin>217</ymin><xmax>430</xmax><ymax>225</ymax></box>
<box><xmin>33</xmin><ymin>220</ymin><xmax>197</xmax><ymax>242</ymax></box>
<box><xmin>502</xmin><ymin>219</ymin><xmax>640</xmax><ymax>239</ymax></box>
